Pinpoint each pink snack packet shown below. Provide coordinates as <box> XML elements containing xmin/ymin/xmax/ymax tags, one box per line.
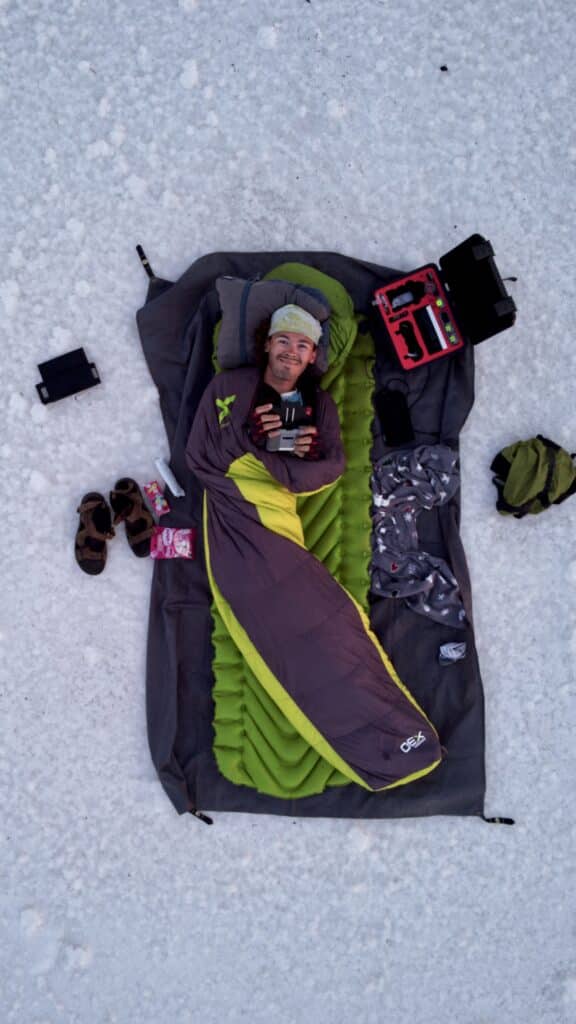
<box><xmin>150</xmin><ymin>526</ymin><xmax>196</xmax><ymax>560</ymax></box>
<box><xmin>143</xmin><ymin>480</ymin><xmax>171</xmax><ymax>518</ymax></box>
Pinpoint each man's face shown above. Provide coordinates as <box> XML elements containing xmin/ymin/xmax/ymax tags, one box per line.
<box><xmin>264</xmin><ymin>331</ymin><xmax>317</xmax><ymax>383</ymax></box>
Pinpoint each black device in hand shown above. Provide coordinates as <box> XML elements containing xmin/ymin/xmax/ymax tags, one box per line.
<box><xmin>266</xmin><ymin>393</ymin><xmax>315</xmax><ymax>452</ymax></box>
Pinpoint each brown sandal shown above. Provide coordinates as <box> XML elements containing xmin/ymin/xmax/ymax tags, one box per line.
<box><xmin>109</xmin><ymin>478</ymin><xmax>154</xmax><ymax>557</ymax></box>
<box><xmin>75</xmin><ymin>493</ymin><xmax>115</xmax><ymax>575</ymax></box>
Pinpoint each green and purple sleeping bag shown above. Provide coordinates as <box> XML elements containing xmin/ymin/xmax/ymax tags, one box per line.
<box><xmin>185</xmin><ymin>265</ymin><xmax>443</xmax><ymax>794</ymax></box>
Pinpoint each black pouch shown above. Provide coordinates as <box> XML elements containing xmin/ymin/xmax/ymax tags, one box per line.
<box><xmin>374</xmin><ymin>388</ymin><xmax>415</xmax><ymax>446</ymax></box>
<box><xmin>36</xmin><ymin>347</ymin><xmax>100</xmax><ymax>404</ymax></box>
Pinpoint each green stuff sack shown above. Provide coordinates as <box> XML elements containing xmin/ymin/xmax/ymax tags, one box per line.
<box><xmin>491</xmin><ymin>435</ymin><xmax>576</xmax><ymax>517</ymax></box>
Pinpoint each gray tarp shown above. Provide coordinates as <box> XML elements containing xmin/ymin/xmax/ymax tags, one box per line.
<box><xmin>136</xmin><ymin>250</ymin><xmax>485</xmax><ymax>821</ymax></box>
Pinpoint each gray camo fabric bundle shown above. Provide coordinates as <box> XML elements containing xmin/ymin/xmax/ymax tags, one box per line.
<box><xmin>370</xmin><ymin>444</ymin><xmax>467</xmax><ymax>629</ymax></box>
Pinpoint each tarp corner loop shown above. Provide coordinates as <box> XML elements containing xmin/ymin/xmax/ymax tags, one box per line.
<box><xmin>189</xmin><ymin>808</ymin><xmax>214</xmax><ymax>825</ymax></box>
<box><xmin>136</xmin><ymin>243</ymin><xmax>156</xmax><ymax>279</ymax></box>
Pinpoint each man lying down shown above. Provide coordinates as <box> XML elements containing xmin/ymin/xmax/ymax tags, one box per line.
<box><xmin>186</xmin><ymin>303</ymin><xmax>443</xmax><ymax>791</ymax></box>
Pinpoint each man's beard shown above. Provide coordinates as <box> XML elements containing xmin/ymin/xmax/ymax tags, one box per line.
<box><xmin>271</xmin><ymin>356</ymin><xmax>301</xmax><ymax>380</ymax></box>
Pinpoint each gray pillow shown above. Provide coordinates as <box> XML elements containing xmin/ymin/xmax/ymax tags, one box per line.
<box><xmin>215</xmin><ymin>276</ymin><xmax>331</xmax><ymax>374</ymax></box>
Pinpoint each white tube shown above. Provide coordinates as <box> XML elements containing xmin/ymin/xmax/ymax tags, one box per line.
<box><xmin>154</xmin><ymin>457</ymin><xmax>186</xmax><ymax>497</ymax></box>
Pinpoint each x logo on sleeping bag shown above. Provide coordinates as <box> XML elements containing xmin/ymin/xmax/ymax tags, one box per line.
<box><xmin>216</xmin><ymin>394</ymin><xmax>237</xmax><ymax>426</ymax></box>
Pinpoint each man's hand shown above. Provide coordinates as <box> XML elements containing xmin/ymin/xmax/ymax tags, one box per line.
<box><xmin>249</xmin><ymin>403</ymin><xmax>283</xmax><ymax>443</ymax></box>
<box><xmin>249</xmin><ymin>405</ymin><xmax>320</xmax><ymax>458</ymax></box>
<box><xmin>293</xmin><ymin>425</ymin><xmax>319</xmax><ymax>458</ymax></box>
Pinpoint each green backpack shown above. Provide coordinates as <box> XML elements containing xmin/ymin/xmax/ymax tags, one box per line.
<box><xmin>491</xmin><ymin>435</ymin><xmax>576</xmax><ymax>517</ymax></box>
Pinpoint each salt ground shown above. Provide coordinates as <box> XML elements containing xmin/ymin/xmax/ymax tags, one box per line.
<box><xmin>1</xmin><ymin>1</ymin><xmax>575</xmax><ymax>1022</ymax></box>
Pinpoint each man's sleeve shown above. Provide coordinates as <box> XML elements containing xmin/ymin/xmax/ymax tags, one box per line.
<box><xmin>185</xmin><ymin>377</ymin><xmax>222</xmax><ymax>482</ymax></box>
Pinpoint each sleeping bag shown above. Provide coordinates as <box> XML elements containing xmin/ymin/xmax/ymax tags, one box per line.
<box><xmin>185</xmin><ymin>366</ymin><xmax>443</xmax><ymax>791</ymax></box>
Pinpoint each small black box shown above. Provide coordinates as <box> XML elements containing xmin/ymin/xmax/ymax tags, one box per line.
<box><xmin>36</xmin><ymin>348</ymin><xmax>100</xmax><ymax>404</ymax></box>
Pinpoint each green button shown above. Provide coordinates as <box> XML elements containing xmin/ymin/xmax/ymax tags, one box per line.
<box><xmin>436</xmin><ymin>298</ymin><xmax>444</xmax><ymax>307</ymax></box>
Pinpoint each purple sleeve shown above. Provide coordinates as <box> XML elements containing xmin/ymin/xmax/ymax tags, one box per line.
<box><xmin>185</xmin><ymin>377</ymin><xmax>224</xmax><ymax>482</ymax></box>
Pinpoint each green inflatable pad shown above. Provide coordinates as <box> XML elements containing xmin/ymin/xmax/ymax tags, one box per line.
<box><xmin>210</xmin><ymin>263</ymin><xmax>375</xmax><ymax>798</ymax></box>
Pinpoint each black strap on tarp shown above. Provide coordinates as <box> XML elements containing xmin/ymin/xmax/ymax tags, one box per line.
<box><xmin>136</xmin><ymin>244</ymin><xmax>156</xmax><ymax>279</ymax></box>
<box><xmin>189</xmin><ymin>807</ymin><xmax>213</xmax><ymax>825</ymax></box>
